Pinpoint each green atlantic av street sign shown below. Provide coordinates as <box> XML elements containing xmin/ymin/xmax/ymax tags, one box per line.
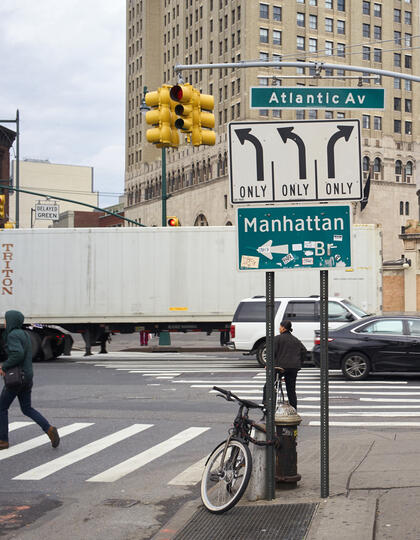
<box><xmin>237</xmin><ymin>205</ymin><xmax>351</xmax><ymax>271</ymax></box>
<box><xmin>250</xmin><ymin>87</ymin><xmax>385</xmax><ymax>109</ymax></box>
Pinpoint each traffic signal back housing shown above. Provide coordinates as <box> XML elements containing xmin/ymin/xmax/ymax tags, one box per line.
<box><xmin>0</xmin><ymin>194</ymin><xmax>5</xmax><ymax>219</ymax></box>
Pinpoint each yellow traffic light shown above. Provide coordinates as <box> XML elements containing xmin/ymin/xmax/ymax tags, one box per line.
<box><xmin>4</xmin><ymin>221</ymin><xmax>14</xmax><ymax>229</ymax></box>
<box><xmin>167</xmin><ymin>216</ymin><xmax>180</xmax><ymax>227</ymax></box>
<box><xmin>145</xmin><ymin>86</ymin><xmax>179</xmax><ymax>148</ymax></box>
<box><xmin>170</xmin><ymin>84</ymin><xmax>194</xmax><ymax>133</ymax></box>
<box><xmin>0</xmin><ymin>195</ymin><xmax>5</xmax><ymax>218</ymax></box>
<box><xmin>191</xmin><ymin>89</ymin><xmax>216</xmax><ymax>147</ymax></box>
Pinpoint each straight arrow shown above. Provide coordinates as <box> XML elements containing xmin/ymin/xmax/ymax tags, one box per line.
<box><xmin>235</xmin><ymin>128</ymin><xmax>264</xmax><ymax>181</ymax></box>
<box><xmin>277</xmin><ymin>127</ymin><xmax>306</xmax><ymax>179</ymax></box>
<box><xmin>327</xmin><ymin>125</ymin><xmax>354</xmax><ymax>178</ymax></box>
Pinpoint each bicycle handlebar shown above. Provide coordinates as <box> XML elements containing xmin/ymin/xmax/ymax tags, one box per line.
<box><xmin>213</xmin><ymin>386</ymin><xmax>263</xmax><ymax>410</ymax></box>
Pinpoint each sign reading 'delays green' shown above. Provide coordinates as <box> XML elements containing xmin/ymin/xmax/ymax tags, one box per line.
<box><xmin>237</xmin><ymin>205</ymin><xmax>351</xmax><ymax>271</ymax></box>
<box><xmin>250</xmin><ymin>87</ymin><xmax>385</xmax><ymax>109</ymax></box>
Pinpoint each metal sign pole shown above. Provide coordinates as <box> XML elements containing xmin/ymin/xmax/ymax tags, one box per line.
<box><xmin>265</xmin><ymin>271</ymin><xmax>275</xmax><ymax>500</ymax></box>
<box><xmin>320</xmin><ymin>270</ymin><xmax>329</xmax><ymax>498</ymax></box>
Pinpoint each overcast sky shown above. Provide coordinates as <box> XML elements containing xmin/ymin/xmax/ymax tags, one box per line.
<box><xmin>0</xmin><ymin>1</ymin><xmax>126</xmax><ymax>206</ymax></box>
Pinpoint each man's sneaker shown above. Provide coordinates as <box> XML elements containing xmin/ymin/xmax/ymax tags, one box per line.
<box><xmin>0</xmin><ymin>440</ymin><xmax>9</xmax><ymax>450</ymax></box>
<box><xmin>47</xmin><ymin>426</ymin><xmax>60</xmax><ymax>448</ymax></box>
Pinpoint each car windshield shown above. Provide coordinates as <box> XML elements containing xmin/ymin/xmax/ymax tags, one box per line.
<box><xmin>341</xmin><ymin>299</ymin><xmax>370</xmax><ymax>318</ymax></box>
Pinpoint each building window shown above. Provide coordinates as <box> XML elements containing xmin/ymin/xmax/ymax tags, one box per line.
<box><xmin>260</xmin><ymin>28</ymin><xmax>268</xmax><ymax>43</ymax></box>
<box><xmin>337</xmin><ymin>0</ymin><xmax>345</xmax><ymax>10</ymax></box>
<box><xmin>373</xmin><ymin>48</ymin><xmax>382</xmax><ymax>62</ymax></box>
<box><xmin>297</xmin><ymin>13</ymin><xmax>305</xmax><ymax>27</ymax></box>
<box><xmin>394</xmin><ymin>119</ymin><xmax>401</xmax><ymax>133</ymax></box>
<box><xmin>373</xmin><ymin>157</ymin><xmax>381</xmax><ymax>173</ymax></box>
<box><xmin>373</xmin><ymin>3</ymin><xmax>382</xmax><ymax>17</ymax></box>
<box><xmin>394</xmin><ymin>77</ymin><xmax>401</xmax><ymax>90</ymax></box>
<box><xmin>296</xmin><ymin>110</ymin><xmax>305</xmax><ymax>120</ymax></box>
<box><xmin>405</xmin><ymin>99</ymin><xmax>412</xmax><ymax>113</ymax></box>
<box><xmin>405</xmin><ymin>55</ymin><xmax>412</xmax><ymax>69</ymax></box>
<box><xmin>394</xmin><ymin>53</ymin><xmax>401</xmax><ymax>67</ymax></box>
<box><xmin>194</xmin><ymin>214</ymin><xmax>209</xmax><ymax>226</ymax></box>
<box><xmin>260</xmin><ymin>51</ymin><xmax>269</xmax><ymax>61</ymax></box>
<box><xmin>394</xmin><ymin>97</ymin><xmax>401</xmax><ymax>111</ymax></box>
<box><xmin>273</xmin><ymin>30</ymin><xmax>281</xmax><ymax>45</ymax></box>
<box><xmin>405</xmin><ymin>121</ymin><xmax>412</xmax><ymax>135</ymax></box>
<box><xmin>309</xmin><ymin>15</ymin><xmax>317</xmax><ymax>29</ymax></box>
<box><xmin>259</xmin><ymin>109</ymin><xmax>269</xmax><ymax>117</ymax></box>
<box><xmin>400</xmin><ymin>201</ymin><xmax>404</xmax><ymax>215</ymax></box>
<box><xmin>308</xmin><ymin>110</ymin><xmax>317</xmax><ymax>119</ymax></box>
<box><xmin>395</xmin><ymin>160</ymin><xmax>402</xmax><ymax>178</ymax></box>
<box><xmin>363</xmin><ymin>47</ymin><xmax>370</xmax><ymax>61</ymax></box>
<box><xmin>374</xmin><ymin>116</ymin><xmax>382</xmax><ymax>130</ymax></box>
<box><xmin>405</xmin><ymin>11</ymin><xmax>412</xmax><ymax>25</ymax></box>
<box><xmin>374</xmin><ymin>26</ymin><xmax>381</xmax><ymax>39</ymax></box>
<box><xmin>363</xmin><ymin>1</ymin><xmax>370</xmax><ymax>15</ymax></box>
<box><xmin>405</xmin><ymin>161</ymin><xmax>413</xmax><ymax>180</ymax></box>
<box><xmin>406</xmin><ymin>202</ymin><xmax>410</xmax><ymax>215</ymax></box>
<box><xmin>337</xmin><ymin>20</ymin><xmax>345</xmax><ymax>34</ymax></box>
<box><xmin>394</xmin><ymin>9</ymin><xmax>401</xmax><ymax>22</ymax></box>
<box><xmin>325</xmin><ymin>18</ymin><xmax>333</xmax><ymax>32</ymax></box>
<box><xmin>405</xmin><ymin>33</ymin><xmax>412</xmax><ymax>47</ymax></box>
<box><xmin>297</xmin><ymin>36</ymin><xmax>305</xmax><ymax>50</ymax></box>
<box><xmin>363</xmin><ymin>115</ymin><xmax>370</xmax><ymax>129</ymax></box>
<box><xmin>325</xmin><ymin>41</ymin><xmax>333</xmax><ymax>55</ymax></box>
<box><xmin>363</xmin><ymin>24</ymin><xmax>370</xmax><ymax>38</ymax></box>
<box><xmin>273</xmin><ymin>6</ymin><xmax>281</xmax><ymax>21</ymax></box>
<box><xmin>325</xmin><ymin>0</ymin><xmax>332</xmax><ymax>8</ymax></box>
<box><xmin>309</xmin><ymin>0</ymin><xmax>317</xmax><ymax>4</ymax></box>
<box><xmin>363</xmin><ymin>156</ymin><xmax>370</xmax><ymax>172</ymax></box>
<box><xmin>337</xmin><ymin>43</ymin><xmax>345</xmax><ymax>57</ymax></box>
<box><xmin>394</xmin><ymin>31</ymin><xmax>401</xmax><ymax>45</ymax></box>
<box><xmin>337</xmin><ymin>112</ymin><xmax>345</xmax><ymax>119</ymax></box>
<box><xmin>259</xmin><ymin>3</ymin><xmax>269</xmax><ymax>18</ymax></box>
<box><xmin>273</xmin><ymin>109</ymin><xmax>281</xmax><ymax>118</ymax></box>
<box><xmin>405</xmin><ymin>79</ymin><xmax>412</xmax><ymax>91</ymax></box>
<box><xmin>309</xmin><ymin>38</ymin><xmax>317</xmax><ymax>52</ymax></box>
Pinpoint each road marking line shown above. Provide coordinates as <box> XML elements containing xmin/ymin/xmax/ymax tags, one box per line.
<box><xmin>301</xmin><ymin>411</ymin><xmax>420</xmax><ymax>417</ymax></box>
<box><xmin>361</xmin><ymin>398</ymin><xmax>420</xmax><ymax>402</ymax></box>
<box><xmin>168</xmin><ymin>456</ymin><xmax>207</xmax><ymax>486</ymax></box>
<box><xmin>86</xmin><ymin>427</ymin><xmax>210</xmax><ymax>483</ymax></box>
<box><xmin>9</xmin><ymin>422</ymin><xmax>33</xmax><ymax>432</ymax></box>
<box><xmin>0</xmin><ymin>423</ymin><xmax>93</xmax><ymax>461</ymax></box>
<box><xmin>13</xmin><ymin>424</ymin><xmax>153</xmax><ymax>481</ymax></box>
<box><xmin>299</xmin><ymin>404</ymin><xmax>420</xmax><ymax>409</ymax></box>
<box><xmin>309</xmin><ymin>421</ymin><xmax>420</xmax><ymax>427</ymax></box>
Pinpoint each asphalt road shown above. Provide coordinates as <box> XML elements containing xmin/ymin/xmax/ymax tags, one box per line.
<box><xmin>2</xmin><ymin>348</ymin><xmax>420</xmax><ymax>539</ymax></box>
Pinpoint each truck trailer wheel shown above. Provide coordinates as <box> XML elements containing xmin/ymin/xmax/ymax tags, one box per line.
<box><xmin>256</xmin><ymin>342</ymin><xmax>267</xmax><ymax>367</ymax></box>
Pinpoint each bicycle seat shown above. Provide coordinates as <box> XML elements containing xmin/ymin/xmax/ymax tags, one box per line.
<box><xmin>274</xmin><ymin>367</ymin><xmax>285</xmax><ymax>373</ymax></box>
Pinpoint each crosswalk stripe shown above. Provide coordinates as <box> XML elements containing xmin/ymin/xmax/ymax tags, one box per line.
<box><xmin>300</xmin><ymin>411</ymin><xmax>420</xmax><ymax>417</ymax></box>
<box><xmin>309</xmin><ymin>421</ymin><xmax>420</xmax><ymax>427</ymax></box>
<box><xmin>86</xmin><ymin>427</ymin><xmax>210</xmax><ymax>483</ymax></box>
<box><xmin>9</xmin><ymin>422</ymin><xmax>33</xmax><ymax>432</ymax></box>
<box><xmin>168</xmin><ymin>456</ymin><xmax>207</xmax><ymax>486</ymax></box>
<box><xmin>0</xmin><ymin>423</ymin><xmax>93</xmax><ymax>461</ymax></box>
<box><xmin>13</xmin><ymin>424</ymin><xmax>153</xmax><ymax>481</ymax></box>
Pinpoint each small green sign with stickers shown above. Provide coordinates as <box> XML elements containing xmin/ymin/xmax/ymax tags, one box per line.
<box><xmin>236</xmin><ymin>205</ymin><xmax>352</xmax><ymax>271</ymax></box>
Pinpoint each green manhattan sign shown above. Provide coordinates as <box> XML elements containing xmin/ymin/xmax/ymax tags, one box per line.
<box><xmin>250</xmin><ymin>87</ymin><xmax>385</xmax><ymax>109</ymax></box>
<box><xmin>237</xmin><ymin>205</ymin><xmax>352</xmax><ymax>271</ymax></box>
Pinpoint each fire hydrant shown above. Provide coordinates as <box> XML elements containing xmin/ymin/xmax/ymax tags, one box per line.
<box><xmin>274</xmin><ymin>401</ymin><xmax>302</xmax><ymax>487</ymax></box>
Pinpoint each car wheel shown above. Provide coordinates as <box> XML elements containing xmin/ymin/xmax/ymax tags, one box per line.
<box><xmin>341</xmin><ymin>352</ymin><xmax>370</xmax><ymax>380</ymax></box>
<box><xmin>256</xmin><ymin>342</ymin><xmax>266</xmax><ymax>367</ymax></box>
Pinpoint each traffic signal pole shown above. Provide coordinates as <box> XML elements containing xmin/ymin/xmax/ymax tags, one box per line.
<box><xmin>162</xmin><ymin>147</ymin><xmax>167</xmax><ymax>227</ymax></box>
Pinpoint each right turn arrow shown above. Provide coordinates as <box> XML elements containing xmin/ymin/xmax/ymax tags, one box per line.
<box><xmin>327</xmin><ymin>125</ymin><xmax>354</xmax><ymax>178</ymax></box>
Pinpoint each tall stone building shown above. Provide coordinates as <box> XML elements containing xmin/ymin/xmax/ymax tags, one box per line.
<box><xmin>125</xmin><ymin>0</ymin><xmax>419</xmax><ymax>259</ymax></box>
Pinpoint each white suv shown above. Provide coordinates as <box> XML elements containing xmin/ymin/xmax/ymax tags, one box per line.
<box><xmin>229</xmin><ymin>296</ymin><xmax>369</xmax><ymax>366</ymax></box>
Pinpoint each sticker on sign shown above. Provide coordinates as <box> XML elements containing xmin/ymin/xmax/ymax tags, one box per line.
<box><xmin>229</xmin><ymin>119</ymin><xmax>362</xmax><ymax>204</ymax></box>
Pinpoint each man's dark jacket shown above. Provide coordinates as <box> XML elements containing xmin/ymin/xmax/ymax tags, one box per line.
<box><xmin>273</xmin><ymin>331</ymin><xmax>307</xmax><ymax>370</ymax></box>
<box><xmin>2</xmin><ymin>310</ymin><xmax>33</xmax><ymax>379</ymax></box>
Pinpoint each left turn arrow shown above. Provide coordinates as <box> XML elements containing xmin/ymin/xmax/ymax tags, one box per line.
<box><xmin>235</xmin><ymin>128</ymin><xmax>264</xmax><ymax>181</ymax></box>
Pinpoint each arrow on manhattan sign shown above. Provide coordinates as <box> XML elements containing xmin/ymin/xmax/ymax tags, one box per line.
<box><xmin>229</xmin><ymin>119</ymin><xmax>362</xmax><ymax>204</ymax></box>
<box><xmin>250</xmin><ymin>87</ymin><xmax>385</xmax><ymax>109</ymax></box>
<box><xmin>236</xmin><ymin>205</ymin><xmax>352</xmax><ymax>271</ymax></box>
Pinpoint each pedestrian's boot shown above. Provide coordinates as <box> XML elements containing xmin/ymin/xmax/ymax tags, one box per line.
<box><xmin>47</xmin><ymin>426</ymin><xmax>60</xmax><ymax>448</ymax></box>
<box><xmin>0</xmin><ymin>440</ymin><xmax>9</xmax><ymax>450</ymax></box>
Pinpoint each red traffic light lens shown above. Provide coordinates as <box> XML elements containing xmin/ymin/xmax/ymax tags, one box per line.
<box><xmin>170</xmin><ymin>85</ymin><xmax>183</xmax><ymax>102</ymax></box>
<box><xmin>168</xmin><ymin>218</ymin><xmax>177</xmax><ymax>226</ymax></box>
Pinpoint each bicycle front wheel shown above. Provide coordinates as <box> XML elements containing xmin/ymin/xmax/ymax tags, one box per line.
<box><xmin>201</xmin><ymin>438</ymin><xmax>252</xmax><ymax>514</ymax></box>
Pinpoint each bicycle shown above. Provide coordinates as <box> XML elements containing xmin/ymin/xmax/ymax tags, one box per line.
<box><xmin>200</xmin><ymin>385</ymin><xmax>280</xmax><ymax>514</ymax></box>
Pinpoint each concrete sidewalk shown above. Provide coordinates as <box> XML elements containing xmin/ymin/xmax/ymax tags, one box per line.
<box><xmin>153</xmin><ymin>430</ymin><xmax>420</xmax><ymax>539</ymax></box>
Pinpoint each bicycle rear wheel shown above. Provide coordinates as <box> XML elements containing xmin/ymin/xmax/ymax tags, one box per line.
<box><xmin>201</xmin><ymin>438</ymin><xmax>252</xmax><ymax>514</ymax></box>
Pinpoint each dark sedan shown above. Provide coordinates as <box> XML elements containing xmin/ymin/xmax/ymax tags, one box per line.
<box><xmin>312</xmin><ymin>315</ymin><xmax>420</xmax><ymax>380</ymax></box>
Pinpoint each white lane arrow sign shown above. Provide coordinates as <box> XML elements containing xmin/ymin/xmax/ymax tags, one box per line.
<box><xmin>257</xmin><ymin>240</ymin><xmax>288</xmax><ymax>260</ymax></box>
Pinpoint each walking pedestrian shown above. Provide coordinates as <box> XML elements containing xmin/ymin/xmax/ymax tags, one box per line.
<box><xmin>273</xmin><ymin>320</ymin><xmax>307</xmax><ymax>410</ymax></box>
<box><xmin>140</xmin><ymin>330</ymin><xmax>149</xmax><ymax>346</ymax></box>
<box><xmin>263</xmin><ymin>320</ymin><xmax>307</xmax><ymax>411</ymax></box>
<box><xmin>0</xmin><ymin>310</ymin><xmax>60</xmax><ymax>450</ymax></box>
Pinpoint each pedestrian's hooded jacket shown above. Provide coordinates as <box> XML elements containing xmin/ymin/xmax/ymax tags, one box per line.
<box><xmin>273</xmin><ymin>330</ymin><xmax>307</xmax><ymax>370</ymax></box>
<box><xmin>2</xmin><ymin>310</ymin><xmax>33</xmax><ymax>379</ymax></box>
